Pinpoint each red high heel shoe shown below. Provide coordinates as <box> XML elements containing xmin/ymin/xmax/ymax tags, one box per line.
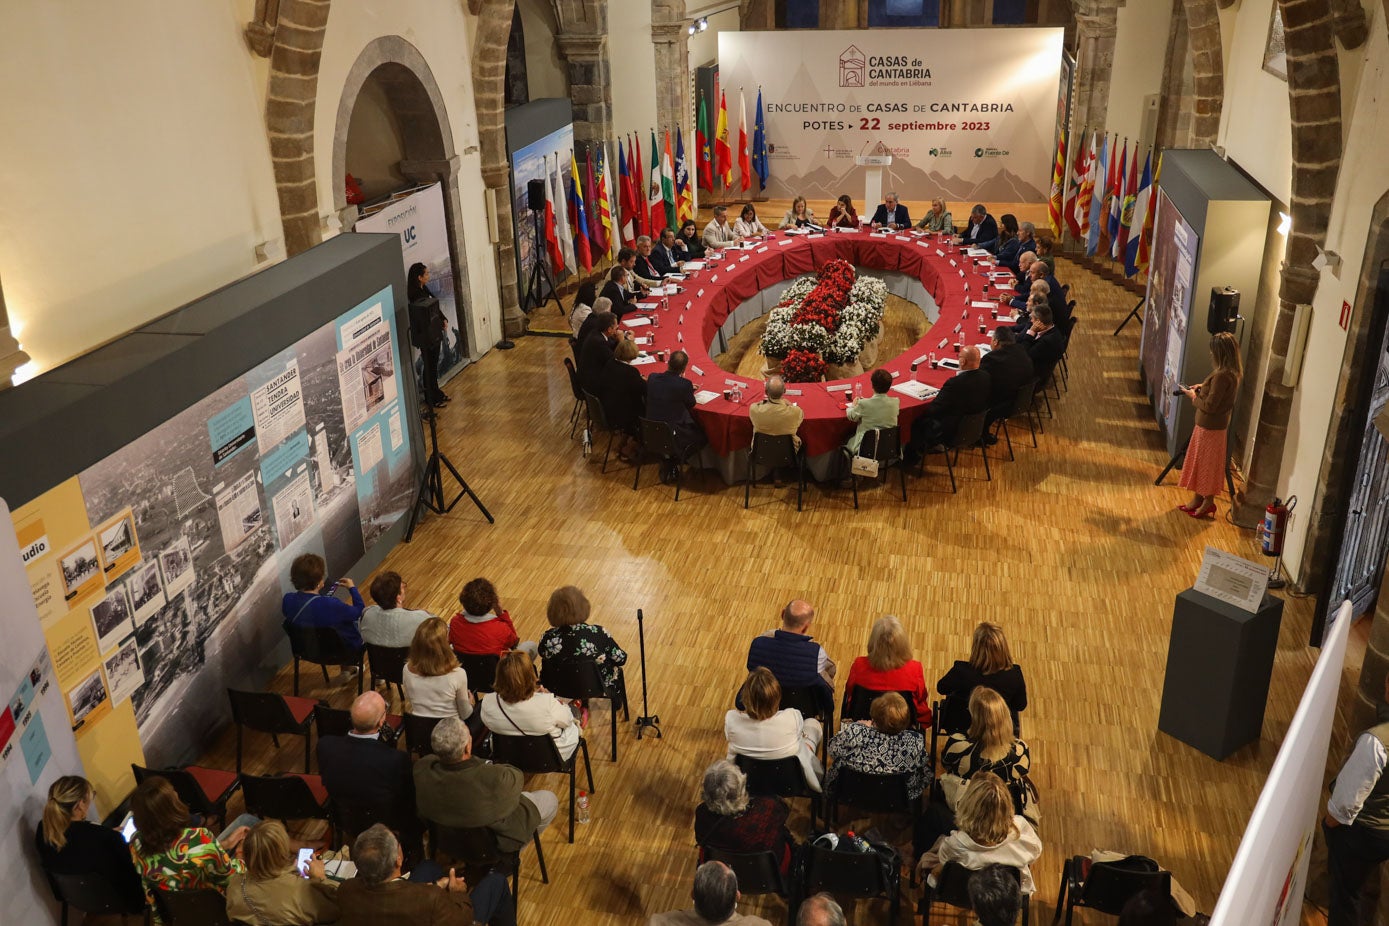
<box><xmin>1178</xmin><ymin>502</ymin><xmax>1196</xmax><ymax>513</ymax></box>
<box><xmin>1187</xmin><ymin>500</ymin><xmax>1216</xmax><ymax>520</ymax></box>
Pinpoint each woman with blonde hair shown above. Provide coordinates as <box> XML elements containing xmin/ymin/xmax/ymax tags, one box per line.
<box><xmin>936</xmin><ymin>622</ymin><xmax>1027</xmax><ymax>733</ymax></box>
<box><xmin>780</xmin><ymin>195</ymin><xmax>817</xmax><ymax>229</ymax></box>
<box><xmin>917</xmin><ymin>772</ymin><xmax>1042</xmax><ymax>893</ymax></box>
<box><xmin>917</xmin><ymin>198</ymin><xmax>953</xmax><ymax>233</ymax></box>
<box><xmin>402</xmin><ymin>617</ymin><xmax>474</xmax><ymax>725</ymax></box>
<box><xmin>725</xmin><ymin>667</ymin><xmax>824</xmax><ymax>792</ymax></box>
<box><xmin>480</xmin><ymin>649</ymin><xmax>581</xmax><ymax>759</ymax></box>
<box><xmin>843</xmin><ymin>615</ymin><xmax>931</xmax><ymax>723</ymax></box>
<box><xmin>826</xmin><ymin>692</ymin><xmax>930</xmax><ymax>799</ymax></box>
<box><xmin>1177</xmin><ymin>331</ymin><xmax>1243</xmax><ymax>519</ymax></box>
<box><xmin>225</xmin><ymin>820</ymin><xmax>340</xmax><ymax>924</ymax></box>
<box><xmin>34</xmin><ymin>775</ymin><xmax>145</xmax><ymax>910</ymax></box>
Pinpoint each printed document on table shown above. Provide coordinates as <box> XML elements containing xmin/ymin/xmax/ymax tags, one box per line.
<box><xmin>892</xmin><ymin>381</ymin><xmax>938</xmax><ymax>401</ymax></box>
<box><xmin>694</xmin><ymin>390</ymin><xmax>721</xmax><ymax>405</ymax></box>
<box><xmin>1193</xmin><ymin>546</ymin><xmax>1269</xmax><ymax>613</ymax></box>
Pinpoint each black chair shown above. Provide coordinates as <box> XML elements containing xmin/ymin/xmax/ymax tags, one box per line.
<box><xmin>130</xmin><ymin>764</ymin><xmax>240</xmax><ymax>831</ymax></box>
<box><xmin>922</xmin><ymin>861</ymin><xmax>1029</xmax><ymax>925</ymax></box>
<box><xmin>402</xmin><ymin>712</ymin><xmax>444</xmax><ymax>758</ymax></box>
<box><xmin>778</xmin><ymin>684</ymin><xmax>834</xmax><ymax>764</ymax></box>
<box><xmin>456</xmin><ymin>652</ymin><xmax>500</xmax><ymax>698</ymax></box>
<box><xmin>922</xmin><ymin>410</ymin><xmax>990</xmax><ymax>492</ymax></box>
<box><xmin>313</xmin><ymin>703</ymin><xmax>402</xmax><ymax>740</ymax></box>
<box><xmin>430</xmin><ymin>822</ymin><xmax>548</xmax><ymax>903</ymax></box>
<box><xmin>745</xmin><ymin>432</ymin><xmax>804</xmax><ymax>511</ymax></box>
<box><xmin>839</xmin><ymin>688</ymin><xmax>920</xmax><ymax>726</ymax></box>
<box><xmin>364</xmin><ymin>643</ymin><xmax>410</xmax><ymax>699</ymax></box>
<box><xmin>564</xmin><ymin>357</ymin><xmax>586</xmax><ymax>438</ymax></box>
<box><xmin>240</xmin><ymin>772</ymin><xmax>332</xmax><ymax>831</ymax></box>
<box><xmin>634</xmin><ymin>418</ymin><xmax>702</xmax><ymax>499</ymax></box>
<box><xmin>841</xmin><ymin>426</ymin><xmax>907</xmax><ymax>507</ymax></box>
<box><xmin>540</xmin><ymin>657</ymin><xmax>629</xmax><ymax>762</ymax></box>
<box><xmin>701</xmin><ymin>846</ymin><xmax>790</xmax><ymax>901</ymax></box>
<box><xmin>490</xmin><ymin>732</ymin><xmax>594</xmax><ymax>844</ymax></box>
<box><xmin>733</xmin><ymin>754</ymin><xmax>820</xmax><ymax>830</ymax></box>
<box><xmin>1052</xmin><ymin>855</ymin><xmax>1171</xmax><ymax>926</ymax></box>
<box><xmin>583</xmin><ymin>390</ymin><xmax>620</xmax><ymax>472</ymax></box>
<box><xmin>993</xmin><ymin>379</ymin><xmax>1041</xmax><ymax>460</ymax></box>
<box><xmin>48</xmin><ymin>871</ymin><xmax>150</xmax><ymax>926</ymax></box>
<box><xmin>828</xmin><ymin>767</ymin><xmax>917</xmax><ymax>830</ymax></box>
<box><xmin>154</xmin><ymin>889</ymin><xmax>233</xmax><ymax>926</ymax></box>
<box><xmin>282</xmin><ymin>622</ymin><xmax>364</xmax><ymax>696</ymax></box>
<box><xmin>1033</xmin><ymin>362</ymin><xmax>1059</xmax><ymax>423</ymax></box>
<box><xmin>798</xmin><ymin>841</ymin><xmax>900</xmax><ymax>924</ymax></box>
<box><xmin>226</xmin><ymin>688</ymin><xmax>317</xmax><ymax>774</ymax></box>
<box><xmin>1059</xmin><ymin>309</ymin><xmax>1078</xmax><ymax>389</ymax></box>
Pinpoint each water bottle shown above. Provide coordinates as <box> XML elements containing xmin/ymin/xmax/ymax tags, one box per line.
<box><xmin>576</xmin><ymin>791</ymin><xmax>590</xmax><ymax>824</ymax></box>
<box><xmin>928</xmin><ymin>351</ymin><xmax>937</xmax><ymax>369</ymax></box>
<box><xmin>843</xmin><ymin>830</ymin><xmax>870</xmax><ymax>853</ymax></box>
<box><xmin>853</xmin><ymin>382</ymin><xmax>862</xmax><ymax>401</ymax></box>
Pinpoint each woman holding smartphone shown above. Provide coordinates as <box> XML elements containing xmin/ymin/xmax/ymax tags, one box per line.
<box><xmin>225</xmin><ymin>821</ymin><xmax>340</xmax><ymax>924</ymax></box>
<box><xmin>1176</xmin><ymin>331</ymin><xmax>1242</xmax><ymax>519</ymax></box>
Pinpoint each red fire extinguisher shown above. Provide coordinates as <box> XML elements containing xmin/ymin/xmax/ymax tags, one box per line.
<box><xmin>1260</xmin><ymin>496</ymin><xmax>1296</xmax><ymax>557</ymax></box>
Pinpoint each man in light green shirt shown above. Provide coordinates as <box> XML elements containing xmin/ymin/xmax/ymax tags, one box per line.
<box><xmin>845</xmin><ymin>368</ymin><xmax>900</xmax><ymax>454</ymax></box>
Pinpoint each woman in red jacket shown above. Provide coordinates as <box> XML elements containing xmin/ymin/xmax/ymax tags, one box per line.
<box><xmin>843</xmin><ymin>614</ymin><xmax>931</xmax><ymax>724</ymax></box>
<box><xmin>448</xmin><ymin>577</ymin><xmax>537</xmax><ymax>658</ymax></box>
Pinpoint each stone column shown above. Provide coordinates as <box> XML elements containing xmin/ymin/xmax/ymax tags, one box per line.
<box><xmin>1069</xmin><ymin>0</ymin><xmax>1120</xmax><ymax>152</ymax></box>
<box><xmin>264</xmin><ymin>0</ymin><xmax>331</xmax><ymax>258</ymax></box>
<box><xmin>651</xmin><ymin>1</ymin><xmax>692</xmax><ymax>151</ymax></box>
<box><xmin>739</xmin><ymin>0</ymin><xmax>774</xmax><ymax>30</ymax></box>
<box><xmin>557</xmin><ymin>34</ymin><xmax>613</xmax><ymax>151</ymax></box>
<box><xmin>1181</xmin><ymin>0</ymin><xmax>1225</xmax><ymax>147</ymax></box>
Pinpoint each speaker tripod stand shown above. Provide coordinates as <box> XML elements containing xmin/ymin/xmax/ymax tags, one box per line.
<box><xmin>404</xmin><ymin>405</ymin><xmax>493</xmax><ymax>541</ymax></box>
<box><xmin>523</xmin><ymin>206</ymin><xmax>563</xmax><ymax>315</ymax></box>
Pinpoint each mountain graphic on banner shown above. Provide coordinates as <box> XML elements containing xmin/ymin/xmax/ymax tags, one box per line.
<box><xmin>768</xmin><ymin>155</ymin><xmax>1045</xmax><ymax>205</ymax></box>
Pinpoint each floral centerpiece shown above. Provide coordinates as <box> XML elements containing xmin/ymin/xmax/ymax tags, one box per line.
<box><xmin>760</xmin><ymin>259</ymin><xmax>887</xmax><ymax>381</ymax></box>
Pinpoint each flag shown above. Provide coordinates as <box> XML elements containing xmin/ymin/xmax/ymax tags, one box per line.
<box><xmin>1064</xmin><ymin>128</ymin><xmax>1089</xmax><ymax>239</ymax></box>
<box><xmin>617</xmin><ymin>137</ymin><xmax>636</xmax><ymax>247</ymax></box>
<box><xmin>696</xmin><ymin>94</ymin><xmax>713</xmax><ymax>191</ymax></box>
<box><xmin>648</xmin><ymin>130</ymin><xmax>663</xmax><ymax>238</ymax></box>
<box><xmin>542</xmin><ymin>155</ymin><xmax>564</xmax><ymax>276</ymax></box>
<box><xmin>1116</xmin><ymin>143</ymin><xmax>1139</xmax><ymax>260</ymax></box>
<box><xmin>634</xmin><ymin>133</ymin><xmax>647</xmax><ymax>237</ymax></box>
<box><xmin>553</xmin><ymin>153</ymin><xmax>575</xmax><ymax>271</ymax></box>
<box><xmin>1107</xmin><ymin>137</ymin><xmax>1127</xmax><ymax>258</ymax></box>
<box><xmin>675</xmin><ymin>126</ymin><xmax>694</xmax><ymax>222</ymax></box>
<box><xmin>1084</xmin><ymin>134</ymin><xmax>1109</xmax><ymax>257</ymax></box>
<box><xmin>715</xmin><ymin>90</ymin><xmax>732</xmax><ymax>187</ymax></box>
<box><xmin>661</xmin><ymin>130</ymin><xmax>677</xmax><ymax>232</ymax></box>
<box><xmin>1137</xmin><ymin>152</ymin><xmax>1162</xmax><ymax>275</ymax></box>
<box><xmin>594</xmin><ymin>143</ymin><xmax>614</xmax><ymax>259</ymax></box>
<box><xmin>752</xmin><ymin>88</ymin><xmax>769</xmax><ymax>188</ymax></box>
<box><xmin>1073</xmin><ymin>131</ymin><xmax>1098</xmax><ymax>242</ymax></box>
<box><xmin>1124</xmin><ymin>149</ymin><xmax>1152</xmax><ymax>277</ymax></box>
<box><xmin>737</xmin><ymin>90</ymin><xmax>751</xmax><ymax>192</ymax></box>
<box><xmin>568</xmin><ymin>151</ymin><xmax>592</xmax><ymax>272</ymax></box>
<box><xmin>584</xmin><ymin>151</ymin><xmax>606</xmax><ymax>260</ymax></box>
<box><xmin>1047</xmin><ymin>126</ymin><xmax>1066</xmax><ymax>238</ymax></box>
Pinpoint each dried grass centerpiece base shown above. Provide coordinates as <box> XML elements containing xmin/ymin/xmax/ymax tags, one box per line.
<box><xmin>759</xmin><ymin>259</ymin><xmax>886</xmax><ymax>383</ymax></box>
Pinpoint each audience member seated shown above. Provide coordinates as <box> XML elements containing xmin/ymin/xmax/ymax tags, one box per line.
<box><xmin>827</xmin><ymin>194</ymin><xmax>859</xmax><ymax>229</ymax></box>
<box><xmin>35</xmin><ymin>776</ymin><xmax>145</xmax><ymax>911</ymax></box>
<box><xmin>695</xmin><ymin>760</ymin><xmax>795</xmax><ymax>876</ymax></box>
<box><xmin>649</xmin><ymin>860</ymin><xmax>773</xmax><ymax>926</ymax></box>
<box><xmin>282</xmin><ymin>553</ymin><xmax>364</xmax><ymax>655</ymax></box>
<box><xmin>479</xmin><ymin>650</ymin><xmax>580</xmax><ymax>760</ymax></box>
<box><xmin>1020</xmin><ymin>304</ymin><xmax>1066</xmax><ymax>373</ymax></box>
<box><xmin>225</xmin><ymin>820</ymin><xmax>340</xmax><ymax>925</ymax></box>
<box><xmin>904</xmin><ymin>345</ymin><xmax>991</xmax><ymax>463</ymax></box>
<box><xmin>646</xmin><ymin>349</ymin><xmax>709</xmax><ymax>459</ymax></box>
<box><xmin>957</xmin><ymin>204</ymin><xmax>999</xmax><ymax>252</ymax></box>
<box><xmin>634</xmin><ymin>236</ymin><xmax>665</xmax><ymax>287</ymax></box>
<box><xmin>403</xmin><ymin>618</ymin><xmax>475</xmax><ymax>727</ymax></box>
<box><xmin>979</xmin><ymin>327</ymin><xmax>1035</xmax><ymax>432</ymax></box>
<box><xmin>128</xmin><ymin>776</ymin><xmax>252</xmax><ymax>905</ymax></box>
<box><xmin>937</xmin><ymin>621</ymin><xmax>1028</xmax><ymax>729</ymax></box>
<box><xmin>414</xmin><ymin>718</ymin><xmax>559</xmax><ymax>852</ymax></box>
<box><xmin>749</xmin><ymin>375</ymin><xmax>804</xmax><ymax>452</ymax></box>
<box><xmin>569</xmin><ymin>280</ymin><xmax>599</xmax><ymax>338</ymax></box>
<box><xmin>577</xmin><ymin>311</ymin><xmax>621</xmax><ymax>397</ymax></box>
<box><xmin>599</xmin><ymin>335</ymin><xmax>648</xmax><ymax>461</ymax></box>
<box><xmin>600</xmin><ymin>265</ymin><xmax>639</xmax><ymax>318</ymax></box>
<box><xmin>733</xmin><ymin>204</ymin><xmax>770</xmax><ymax>238</ymax></box>
<box><xmin>676</xmin><ymin>219</ymin><xmax>707</xmax><ymax>260</ymax></box>
<box><xmin>360</xmin><ymin>571</ymin><xmax>433</xmax><ymax>649</ymax></box>
<box><xmin>747</xmin><ymin>599</ymin><xmax>836</xmax><ymax>698</ymax></box>
<box><xmin>843</xmin><ymin>615</ymin><xmax>930</xmax><ymax>723</ymax></box>
<box><xmin>335</xmin><ymin>824</ymin><xmax>514</xmax><ymax>926</ymax></box>
<box><xmin>575</xmin><ymin>296</ymin><xmax>614</xmax><ymax>348</ymax></box>
<box><xmin>539</xmin><ymin>585</ymin><xmax>628</xmax><ymax>692</ymax></box>
<box><xmin>844</xmin><ymin>368</ymin><xmax>899</xmax><ymax>455</ymax></box>
<box><xmin>726</xmin><ymin>667</ymin><xmax>825</xmax><ymax>792</ymax></box>
<box><xmin>797</xmin><ymin>893</ymin><xmax>847</xmax><ymax>926</ymax></box>
<box><xmin>650</xmin><ymin>228</ymin><xmax>683</xmax><ymax>276</ymax></box>
<box><xmin>317</xmin><ymin>692</ymin><xmax>418</xmax><ymax>850</ymax></box>
<box><xmin>869</xmin><ymin>192</ymin><xmax>910</xmax><ymax>230</ymax></box>
<box><xmin>916</xmin><ymin>773</ymin><xmax>1041</xmax><ymax>895</ymax></box>
<box><xmin>994</xmin><ymin>214</ymin><xmax>1021</xmax><ymax>267</ymax></box>
<box><xmin>968</xmin><ymin>864</ymin><xmax>1024</xmax><ymax>926</ymax></box>
<box><xmin>781</xmin><ymin>196</ymin><xmax>817</xmax><ymax>229</ymax></box>
<box><xmin>941</xmin><ymin>688</ymin><xmax>1036</xmax><ymax>825</ymax></box>
<box><xmin>917</xmin><ymin>198</ymin><xmax>953</xmax><ymax>233</ymax></box>
<box><xmin>449</xmin><ymin>577</ymin><xmax>535</xmax><ymax>658</ymax></box>
<box><xmin>825</xmin><ymin>692</ymin><xmax>929</xmax><ymax>800</ymax></box>
<box><xmin>703</xmin><ymin>205</ymin><xmax>741</xmax><ymax>249</ymax></box>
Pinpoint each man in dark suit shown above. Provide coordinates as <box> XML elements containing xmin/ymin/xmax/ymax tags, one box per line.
<box><xmin>599</xmin><ymin>265</ymin><xmax>638</xmax><ymax>318</ymax></box>
<box><xmin>958</xmin><ymin>204</ymin><xmax>999</xmax><ymax>252</ymax></box>
<box><xmin>1025</xmin><ymin>259</ymin><xmax>1070</xmax><ymax>327</ymax></box>
<box><xmin>1020</xmin><ymin>304</ymin><xmax>1067</xmax><ymax>377</ymax></box>
<box><xmin>905</xmin><ymin>345</ymin><xmax>992</xmax><ymax>462</ymax></box>
<box><xmin>578</xmin><ymin>311</ymin><xmax>621</xmax><ymax>397</ymax></box>
<box><xmin>649</xmin><ymin>228</ymin><xmax>682</xmax><ymax>277</ymax></box>
<box><xmin>634</xmin><ymin>236</ymin><xmax>665</xmax><ymax>287</ymax></box>
<box><xmin>980</xmin><ymin>327</ymin><xmax>1035</xmax><ymax>440</ymax></box>
<box><xmin>869</xmin><ymin>192</ymin><xmax>911</xmax><ymax>230</ymax></box>
<box><xmin>646</xmin><ymin>350</ymin><xmax>707</xmax><ymax>460</ymax></box>
<box><xmin>317</xmin><ymin>692</ymin><xmax>419</xmax><ymax>854</ymax></box>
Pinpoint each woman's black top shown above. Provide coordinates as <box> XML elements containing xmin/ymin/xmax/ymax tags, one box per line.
<box><xmin>935</xmin><ymin>661</ymin><xmax>1028</xmax><ymax>732</ymax></box>
<box><xmin>35</xmin><ymin>820</ymin><xmax>147</xmax><ymax>910</ymax></box>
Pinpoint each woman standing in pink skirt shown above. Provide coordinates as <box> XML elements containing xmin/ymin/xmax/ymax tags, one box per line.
<box><xmin>1178</xmin><ymin>332</ymin><xmax>1242</xmax><ymax>519</ymax></box>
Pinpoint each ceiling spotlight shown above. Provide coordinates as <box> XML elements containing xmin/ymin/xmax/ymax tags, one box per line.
<box><xmin>688</xmin><ymin>22</ymin><xmax>696</xmax><ymax>34</ymax></box>
<box><xmin>698</xmin><ymin>17</ymin><xmax>709</xmax><ymax>31</ymax></box>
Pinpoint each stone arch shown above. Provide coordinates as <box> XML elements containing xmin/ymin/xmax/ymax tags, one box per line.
<box><xmin>264</xmin><ymin>0</ymin><xmax>332</xmax><ymax>258</ymax></box>
<box><xmin>331</xmin><ymin>35</ymin><xmax>476</xmax><ymax>354</ymax></box>
<box><xmin>1180</xmin><ymin>0</ymin><xmax>1224</xmax><ymax>146</ymax></box>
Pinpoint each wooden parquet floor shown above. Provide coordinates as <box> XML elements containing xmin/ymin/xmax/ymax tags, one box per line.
<box><xmin>196</xmin><ymin>256</ymin><xmax>1348</xmax><ymax>925</ymax></box>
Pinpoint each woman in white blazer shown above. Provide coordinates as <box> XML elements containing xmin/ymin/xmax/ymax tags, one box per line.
<box><xmin>480</xmin><ymin>650</ymin><xmax>580</xmax><ymax>760</ymax></box>
<box><xmin>724</xmin><ymin>667</ymin><xmax>824</xmax><ymax>792</ymax></box>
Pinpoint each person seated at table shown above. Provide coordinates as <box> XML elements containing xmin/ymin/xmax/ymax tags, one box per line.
<box><xmin>979</xmin><ymin>327</ymin><xmax>1035</xmax><ymax>436</ymax></box>
<box><xmin>282</xmin><ymin>553</ymin><xmax>364</xmax><ymax>656</ymax></box>
<box><xmin>957</xmin><ymin>204</ymin><xmax>999</xmax><ymax>251</ymax></box>
<box><xmin>695</xmin><ymin>760</ymin><xmax>796</xmax><ymax>876</ymax></box>
<box><xmin>844</xmin><ymin>368</ymin><xmax>900</xmax><ymax>455</ymax></box>
<box><xmin>479</xmin><ymin>650</ymin><xmax>581</xmax><ymax>760</ymax></box>
<box><xmin>1008</xmin><ymin>287</ymin><xmax>1048</xmax><ymax>329</ymax></box>
<box><xmin>869</xmin><ymin>191</ymin><xmax>910</xmax><ymax>230</ymax></box>
<box><xmin>650</xmin><ymin>227</ymin><xmax>683</xmax><ymax>277</ymax></box>
<box><xmin>916</xmin><ymin>772</ymin><xmax>1042</xmax><ymax>895</ymax></box>
<box><xmin>725</xmin><ymin>667</ymin><xmax>824</xmax><ymax>792</ymax></box>
<box><xmin>916</xmin><ymin>198</ymin><xmax>954</xmax><ymax>233</ymax></box>
<box><xmin>539</xmin><ymin>585</ymin><xmax>628</xmax><ymax>692</ymax></box>
<box><xmin>749</xmin><ymin>375</ymin><xmax>803</xmax><ymax>450</ymax></box>
<box><xmin>904</xmin><ymin>346</ymin><xmax>992</xmax><ymax>462</ymax></box>
<box><xmin>937</xmin><ymin>621</ymin><xmax>1028</xmax><ymax>731</ymax></box>
<box><xmin>225</xmin><ymin>820</ymin><xmax>340</xmax><ymax>925</ymax></box>
<box><xmin>634</xmin><ymin>236</ymin><xmax>665</xmax><ymax>287</ymax></box>
<box><xmin>994</xmin><ymin>214</ymin><xmax>1022</xmax><ymax>267</ymax></box>
<box><xmin>1034</xmin><ymin>236</ymin><xmax>1056</xmax><ymax>274</ymax></box>
<box><xmin>703</xmin><ymin>205</ymin><xmax>741</xmax><ymax>250</ymax></box>
<box><xmin>450</xmin><ymin>577</ymin><xmax>536</xmax><ymax>659</ymax></box>
<box><xmin>1001</xmin><ymin>222</ymin><xmax>1037</xmax><ymax>276</ymax></box>
<box><xmin>825</xmin><ymin>691</ymin><xmax>930</xmax><ymax>800</ymax></box>
<box><xmin>129</xmin><ymin>776</ymin><xmax>253</xmax><ymax>905</ymax></box>
<box><xmin>1009</xmin><ymin>250</ymin><xmax>1038</xmax><ymax>287</ymax></box>
<box><xmin>577</xmin><ymin>311</ymin><xmax>621</xmax><ymax>397</ymax></box>
<box><xmin>647</xmin><ymin>349</ymin><xmax>709</xmax><ymax>465</ymax></box>
<box><xmin>676</xmin><ymin>218</ymin><xmax>707</xmax><ymax>260</ymax></box>
<box><xmin>780</xmin><ymin>196</ymin><xmax>817</xmax><ymax>229</ymax></box>
<box><xmin>599</xmin><ymin>336</ymin><xmax>647</xmax><ymax>461</ymax></box>
<box><xmin>1019</xmin><ymin>304</ymin><xmax>1066</xmax><ymax>374</ymax></box>
<box><xmin>575</xmin><ymin>296</ymin><xmax>614</xmax><ymax>349</ymax></box>
<box><xmin>747</xmin><ymin>599</ymin><xmax>836</xmax><ymax>696</ymax></box>
<box><xmin>617</xmin><ymin>246</ymin><xmax>649</xmax><ymax>293</ymax></box>
<box><xmin>403</xmin><ymin>618</ymin><xmax>476</xmax><ymax>728</ymax></box>
<box><xmin>827</xmin><ymin>194</ymin><xmax>859</xmax><ymax>228</ymax></box>
<box><xmin>843</xmin><ymin>614</ymin><xmax>930</xmax><ymax>722</ymax></box>
<box><xmin>568</xmin><ymin>280</ymin><xmax>598</xmax><ymax>338</ymax></box>
<box><xmin>1023</xmin><ymin>258</ymin><xmax>1068</xmax><ymax>326</ymax></box>
<box><xmin>35</xmin><ymin>776</ymin><xmax>146</xmax><ymax>911</ymax></box>
<box><xmin>600</xmin><ymin>265</ymin><xmax>639</xmax><ymax>319</ymax></box>
<box><xmin>733</xmin><ymin>204</ymin><xmax>769</xmax><ymax>239</ymax></box>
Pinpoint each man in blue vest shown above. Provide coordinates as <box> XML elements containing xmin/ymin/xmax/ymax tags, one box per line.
<box><xmin>746</xmin><ymin>600</ymin><xmax>836</xmax><ymax>705</ymax></box>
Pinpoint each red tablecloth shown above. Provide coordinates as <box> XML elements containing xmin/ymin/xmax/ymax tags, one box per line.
<box><xmin>624</xmin><ymin>229</ymin><xmax>1017</xmax><ymax>458</ymax></box>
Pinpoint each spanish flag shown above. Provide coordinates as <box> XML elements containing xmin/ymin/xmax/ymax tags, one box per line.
<box><xmin>714</xmin><ymin>90</ymin><xmax>732</xmax><ymax>188</ymax></box>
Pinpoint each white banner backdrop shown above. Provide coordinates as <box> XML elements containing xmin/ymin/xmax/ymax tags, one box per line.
<box><xmin>356</xmin><ymin>184</ymin><xmax>466</xmax><ymax>384</ymax></box>
<box><xmin>718</xmin><ymin>28</ymin><xmax>1065</xmax><ymax>207</ymax></box>
<box><xmin>1210</xmin><ymin>600</ymin><xmax>1353</xmax><ymax>925</ymax></box>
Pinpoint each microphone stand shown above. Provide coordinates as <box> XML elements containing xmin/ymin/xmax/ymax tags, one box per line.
<box><xmin>634</xmin><ymin>608</ymin><xmax>661</xmax><ymax>739</ymax></box>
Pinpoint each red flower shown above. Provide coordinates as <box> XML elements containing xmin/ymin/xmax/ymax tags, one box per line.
<box><xmin>781</xmin><ymin>349</ymin><xmax>827</xmax><ymax>384</ymax></box>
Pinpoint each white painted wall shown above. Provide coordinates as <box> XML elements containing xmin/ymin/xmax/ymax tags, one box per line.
<box><xmin>1104</xmin><ymin>0</ymin><xmax>1172</xmax><ymax>146</ymax></box>
<box><xmin>689</xmin><ymin>8</ymin><xmax>740</xmax><ymax>69</ymax></box>
<box><xmin>517</xmin><ymin>0</ymin><xmax>568</xmax><ymax>100</ymax></box>
<box><xmin>609</xmin><ymin>0</ymin><xmax>660</xmax><ymax>140</ymax></box>
<box><xmin>1217</xmin><ymin>0</ymin><xmax>1292</xmax><ymax>204</ymax></box>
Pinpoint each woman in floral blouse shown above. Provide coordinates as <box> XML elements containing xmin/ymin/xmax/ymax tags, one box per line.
<box><xmin>128</xmin><ymin>776</ymin><xmax>250</xmax><ymax>913</ymax></box>
<box><xmin>826</xmin><ymin>692</ymin><xmax>930</xmax><ymax>799</ymax></box>
<box><xmin>539</xmin><ymin>585</ymin><xmax>627</xmax><ymax>692</ymax></box>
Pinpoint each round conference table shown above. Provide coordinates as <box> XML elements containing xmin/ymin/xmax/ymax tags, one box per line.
<box><xmin>622</xmin><ymin>227</ymin><xmax>1020</xmax><ymax>481</ymax></box>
